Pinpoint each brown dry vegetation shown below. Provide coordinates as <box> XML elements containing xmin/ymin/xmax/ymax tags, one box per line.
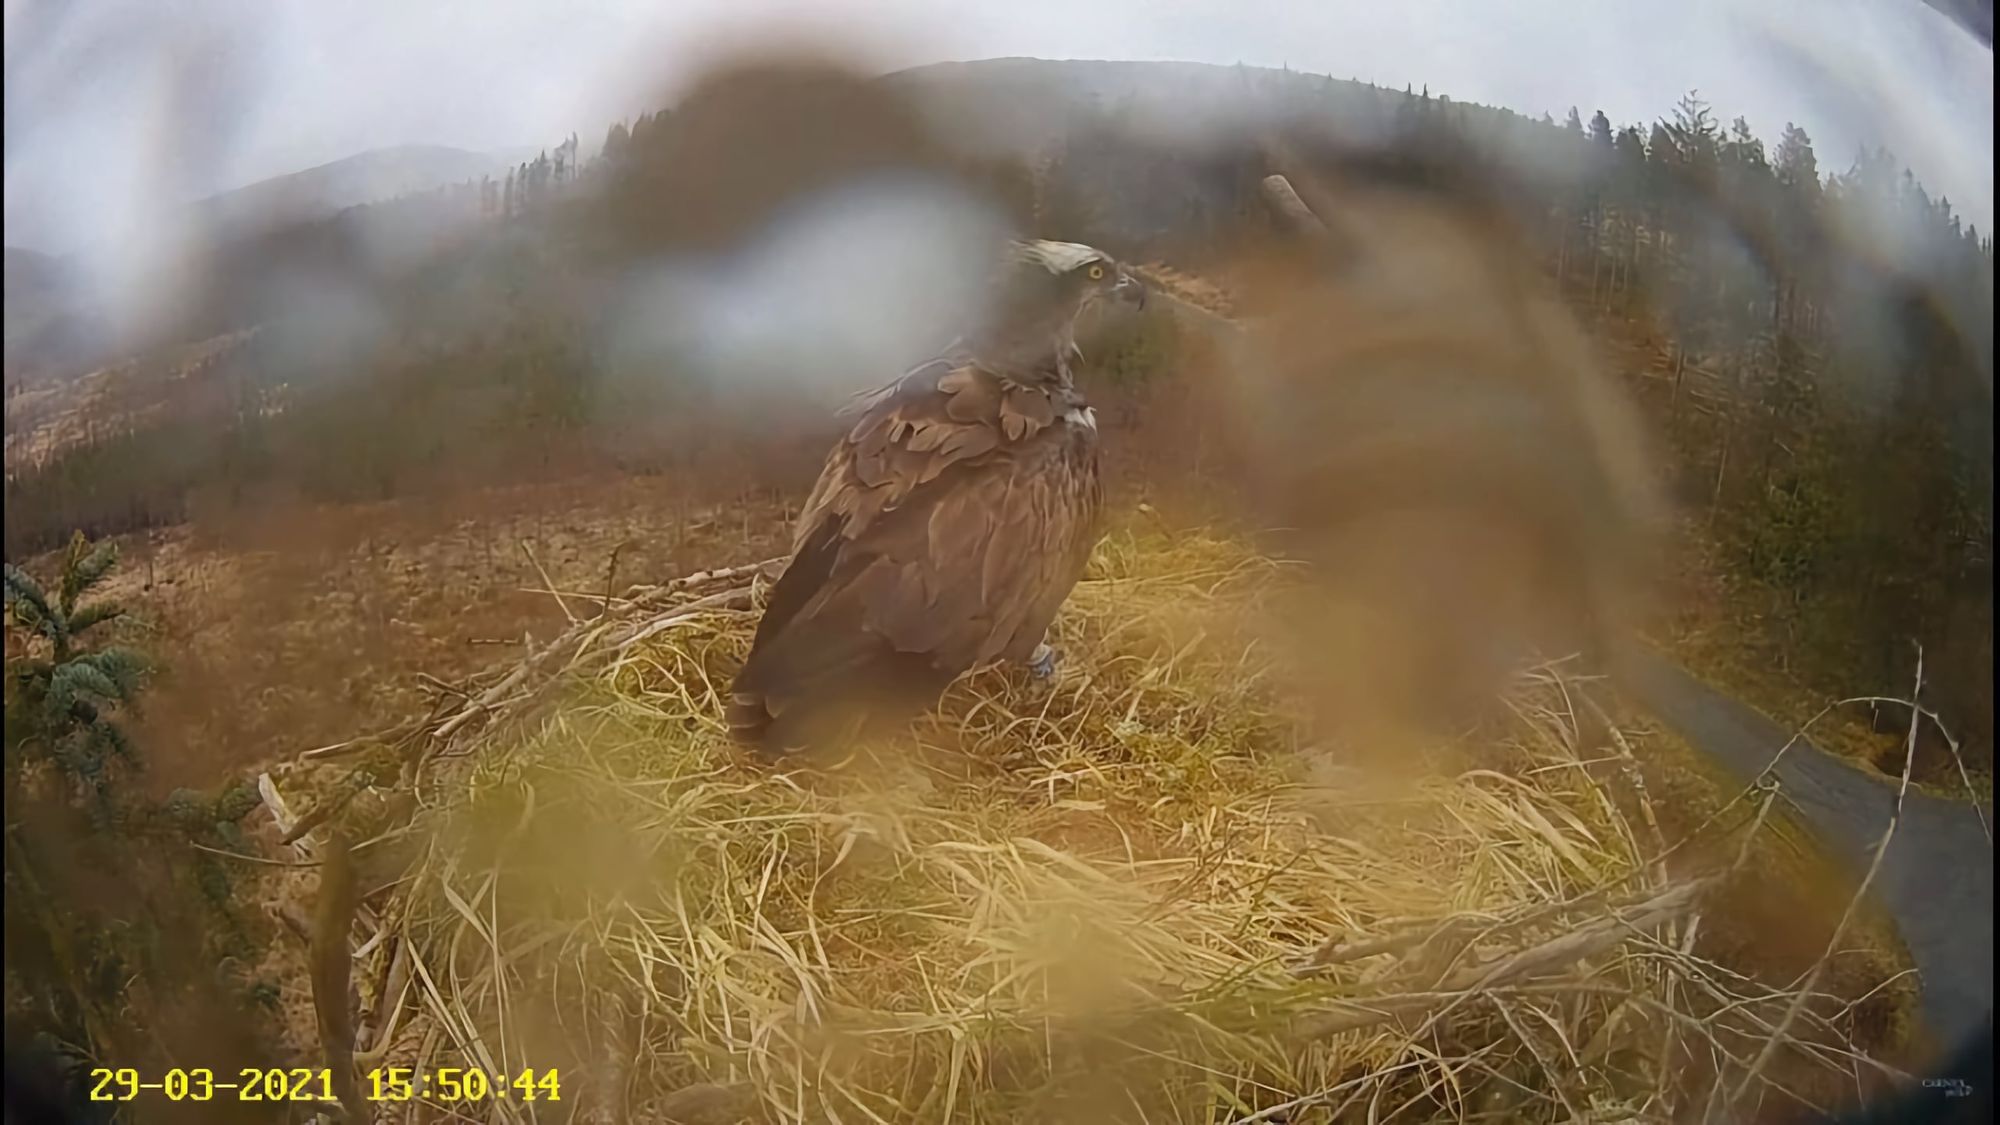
<box><xmin>2</xmin><ymin>332</ymin><xmax>255</xmax><ymax>475</ymax></box>
<box><xmin>5</xmin><ymin>290</ymin><xmax>1227</xmax><ymax>794</ymax></box>
<box><xmin>223</xmin><ymin>520</ymin><xmax>1918</xmax><ymax>1124</ymax></box>
<box><xmin>87</xmin><ymin>476</ymin><xmax>794</xmax><ymax>794</ymax></box>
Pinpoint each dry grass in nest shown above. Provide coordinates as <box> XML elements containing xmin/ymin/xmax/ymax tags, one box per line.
<box><xmin>274</xmin><ymin>519</ymin><xmax>1910</xmax><ymax>1123</ymax></box>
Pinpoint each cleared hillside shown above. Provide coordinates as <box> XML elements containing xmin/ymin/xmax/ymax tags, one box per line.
<box><xmin>188</xmin><ymin>144</ymin><xmax>515</xmax><ymax>238</ymax></box>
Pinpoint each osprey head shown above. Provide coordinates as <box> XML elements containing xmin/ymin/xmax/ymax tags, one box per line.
<box><xmin>973</xmin><ymin>239</ymin><xmax>1146</xmax><ymax>381</ymax></box>
<box><xmin>1005</xmin><ymin>239</ymin><xmax>1148</xmax><ymax>315</ymax></box>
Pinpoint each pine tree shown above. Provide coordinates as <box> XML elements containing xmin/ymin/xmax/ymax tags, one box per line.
<box><xmin>4</xmin><ymin>533</ymin><xmax>150</xmax><ymax>804</ymax></box>
<box><xmin>1589</xmin><ymin>110</ymin><xmax>1614</xmax><ymax>149</ymax></box>
<box><xmin>1607</xmin><ymin>125</ymin><xmax>1649</xmax><ymax>304</ymax></box>
<box><xmin>1670</xmin><ymin>91</ymin><xmax>1718</xmax><ymax>147</ymax></box>
<box><xmin>1773</xmin><ymin>123</ymin><xmax>1820</xmax><ymax>193</ymax></box>
<box><xmin>603</xmin><ymin>121</ymin><xmax>630</xmax><ymax>164</ymax></box>
<box><xmin>1646</xmin><ymin>121</ymin><xmax>1678</xmax><ymax>163</ymax></box>
<box><xmin>1726</xmin><ymin>116</ymin><xmax>1767</xmax><ymax>171</ymax></box>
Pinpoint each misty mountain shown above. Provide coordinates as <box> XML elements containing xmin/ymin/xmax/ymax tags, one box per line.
<box><xmin>4</xmin><ymin>245</ymin><xmax>63</xmax><ymax>288</ymax></box>
<box><xmin>189</xmin><ymin>144</ymin><xmax>516</xmax><ymax>239</ymax></box>
<box><xmin>4</xmin><ymin>247</ymin><xmax>69</xmax><ymax>357</ymax></box>
<box><xmin>4</xmin><ymin>62</ymin><xmax>1539</xmax><ymax>389</ymax></box>
<box><xmin>888</xmin><ymin>57</ymin><xmax>1304</xmax><ymax>156</ymax></box>
<box><xmin>11</xmin><ymin>57</ymin><xmax>1989</xmax><ymax>400</ymax></box>
<box><xmin>4</xmin><ymin>144</ymin><xmax>525</xmax><ymax>389</ymax></box>
<box><xmin>3</xmin><ymin>247</ymin><xmax>105</xmax><ymax>390</ymax></box>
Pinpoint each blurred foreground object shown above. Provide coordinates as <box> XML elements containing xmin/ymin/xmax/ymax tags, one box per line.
<box><xmin>728</xmin><ymin>240</ymin><xmax>1146</xmax><ymax>755</ymax></box>
<box><xmin>1168</xmin><ymin>154</ymin><xmax>1663</xmax><ymax>757</ymax></box>
<box><xmin>591</xmin><ymin>52</ymin><xmax>956</xmax><ymax>257</ymax></box>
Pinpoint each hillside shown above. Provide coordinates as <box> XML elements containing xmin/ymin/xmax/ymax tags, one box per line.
<box><xmin>888</xmin><ymin>58</ymin><xmax>1586</xmax><ymax>259</ymax></box>
<box><xmin>2</xmin><ymin>246</ymin><xmax>64</xmax><ymax>295</ymax></box>
<box><xmin>3</xmin><ymin>247</ymin><xmax>68</xmax><ymax>364</ymax></box>
<box><xmin>187</xmin><ymin>144</ymin><xmax>515</xmax><ymax>239</ymax></box>
<box><xmin>2</xmin><ymin>246</ymin><xmax>105</xmax><ymax>390</ymax></box>
<box><xmin>892</xmin><ymin>57</ymin><xmax>1445</xmax><ymax>150</ymax></box>
<box><xmin>1</xmin><ymin>145</ymin><xmax>522</xmax><ymax>392</ymax></box>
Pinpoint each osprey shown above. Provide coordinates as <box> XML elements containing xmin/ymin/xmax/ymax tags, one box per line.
<box><xmin>728</xmin><ymin>239</ymin><xmax>1147</xmax><ymax>755</ymax></box>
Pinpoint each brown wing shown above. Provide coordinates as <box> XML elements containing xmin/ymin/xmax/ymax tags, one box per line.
<box><xmin>728</xmin><ymin>361</ymin><xmax>1101</xmax><ymax>752</ymax></box>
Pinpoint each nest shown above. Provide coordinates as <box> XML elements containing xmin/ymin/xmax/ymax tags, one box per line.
<box><xmin>262</xmin><ymin>524</ymin><xmax>1904</xmax><ymax>1124</ymax></box>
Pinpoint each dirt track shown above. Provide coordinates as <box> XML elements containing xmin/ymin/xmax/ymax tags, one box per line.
<box><xmin>1614</xmin><ymin>645</ymin><xmax>1994</xmax><ymax>1053</ymax></box>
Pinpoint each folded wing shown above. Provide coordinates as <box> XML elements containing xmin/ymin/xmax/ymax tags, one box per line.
<box><xmin>728</xmin><ymin>360</ymin><xmax>1101</xmax><ymax>753</ymax></box>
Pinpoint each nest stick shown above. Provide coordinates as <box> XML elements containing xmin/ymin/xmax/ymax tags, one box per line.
<box><xmin>310</xmin><ymin>830</ymin><xmax>368</xmax><ymax>1122</ymax></box>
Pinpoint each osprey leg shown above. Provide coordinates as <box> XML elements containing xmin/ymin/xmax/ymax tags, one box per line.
<box><xmin>1028</xmin><ymin>641</ymin><xmax>1060</xmax><ymax>681</ymax></box>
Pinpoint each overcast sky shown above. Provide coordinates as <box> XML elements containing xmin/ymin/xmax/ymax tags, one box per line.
<box><xmin>4</xmin><ymin>0</ymin><xmax>1992</xmax><ymax>260</ymax></box>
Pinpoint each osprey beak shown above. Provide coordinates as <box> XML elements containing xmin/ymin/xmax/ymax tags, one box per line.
<box><xmin>1116</xmin><ymin>272</ymin><xmax>1147</xmax><ymax>311</ymax></box>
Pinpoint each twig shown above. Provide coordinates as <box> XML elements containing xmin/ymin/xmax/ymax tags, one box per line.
<box><xmin>1492</xmin><ymin>997</ymin><xmax>1587</xmax><ymax>1123</ymax></box>
<box><xmin>189</xmin><ymin>842</ymin><xmax>320</xmax><ymax>867</ymax></box>
<box><xmin>1292</xmin><ymin>877</ymin><xmax>1711</xmax><ymax>1040</ymax></box>
<box><xmin>281</xmin><ymin>774</ymin><xmax>370</xmax><ymax>847</ymax></box>
<box><xmin>359</xmin><ymin>935</ymin><xmax>414</xmax><ymax>1066</ymax></box>
<box><xmin>260</xmin><ymin>771</ymin><xmax>324</xmax><ymax>863</ymax></box>
<box><xmin>508</xmin><ymin>588</ymin><xmax>632</xmax><ymax>603</ymax></box>
<box><xmin>655</xmin><ymin>1082</ymin><xmax>758</xmax><ymax>1124</ymax></box>
<box><xmin>618</xmin><ymin>557</ymin><xmax>785</xmax><ymax>607</ymax></box>
<box><xmin>298</xmin><ymin>736</ymin><xmax>378</xmax><ymax>761</ymax></box>
<box><xmin>1297</xmin><ymin>889</ymin><xmax>1622</xmax><ymax>974</ymax></box>
<box><xmin>431</xmin><ymin>631</ymin><xmax>575</xmax><ymax>742</ymax></box>
<box><xmin>413</xmin><ymin>672</ymin><xmax>470</xmax><ymax>699</ymax></box>
<box><xmin>1294</xmin><ymin>851</ymin><xmax>1735</xmax><ymax>981</ymax></box>
<box><xmin>1224</xmin><ymin>1059</ymin><xmax>1436</xmax><ymax>1125</ymax></box>
<box><xmin>518</xmin><ymin>540</ymin><xmax>577</xmax><ymax>624</ymax></box>
<box><xmin>299</xmin><ymin>722</ymin><xmax>424</xmax><ymax>762</ymax></box>
<box><xmin>396</xmin><ymin>559</ymin><xmax>783</xmax><ymax>791</ymax></box>
<box><xmin>1840</xmin><ymin>694</ymin><xmax>1988</xmax><ymax>842</ymax></box>
<box><xmin>600</xmin><ymin>540</ymin><xmax>636</xmax><ymax>622</ymax></box>
<box><xmin>1728</xmin><ymin>646</ymin><xmax>1926</xmax><ymax>1110</ymax></box>
<box><xmin>1666</xmin><ymin>781</ymin><xmax>1779</xmax><ymax>1117</ymax></box>
<box><xmin>259</xmin><ymin>771</ymin><xmax>300</xmax><ymax>836</ymax></box>
<box><xmin>311</xmin><ymin>830</ymin><xmax>368</xmax><ymax>1122</ymax></box>
<box><xmin>1580</xmin><ymin>691</ymin><xmax>1671</xmax><ymax>877</ymax></box>
<box><xmin>370</xmin><ymin>557</ymin><xmax>791</xmax><ymax>766</ymax></box>
<box><xmin>605</xmin><ymin>588</ymin><xmax>756</xmax><ymax>656</ymax></box>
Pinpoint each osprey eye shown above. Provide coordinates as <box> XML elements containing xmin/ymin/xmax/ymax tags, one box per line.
<box><xmin>1086</xmin><ymin>264</ymin><xmax>1106</xmax><ymax>280</ymax></box>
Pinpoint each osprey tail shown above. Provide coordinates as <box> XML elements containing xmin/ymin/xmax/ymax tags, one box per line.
<box><xmin>726</xmin><ymin>649</ymin><xmax>951</xmax><ymax>758</ymax></box>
